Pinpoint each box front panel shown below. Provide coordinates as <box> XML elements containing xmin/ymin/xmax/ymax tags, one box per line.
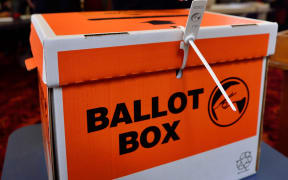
<box><xmin>60</xmin><ymin>58</ymin><xmax>264</xmax><ymax>179</ymax></box>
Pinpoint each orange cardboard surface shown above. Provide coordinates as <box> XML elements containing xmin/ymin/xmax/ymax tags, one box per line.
<box><xmin>28</xmin><ymin>9</ymin><xmax>277</xmax><ymax>180</ymax></box>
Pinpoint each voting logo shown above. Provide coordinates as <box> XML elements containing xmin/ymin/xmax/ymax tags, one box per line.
<box><xmin>208</xmin><ymin>77</ymin><xmax>249</xmax><ymax>127</ymax></box>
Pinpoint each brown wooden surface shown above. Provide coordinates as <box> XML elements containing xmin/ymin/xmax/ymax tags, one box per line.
<box><xmin>276</xmin><ymin>70</ymin><xmax>288</xmax><ymax>156</ymax></box>
<box><xmin>269</xmin><ymin>60</ymin><xmax>288</xmax><ymax>70</ymax></box>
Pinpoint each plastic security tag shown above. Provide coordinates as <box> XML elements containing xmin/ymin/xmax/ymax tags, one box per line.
<box><xmin>177</xmin><ymin>0</ymin><xmax>207</xmax><ymax>79</ymax></box>
<box><xmin>184</xmin><ymin>0</ymin><xmax>207</xmax><ymax>40</ymax></box>
<box><xmin>177</xmin><ymin>0</ymin><xmax>236</xmax><ymax>111</ymax></box>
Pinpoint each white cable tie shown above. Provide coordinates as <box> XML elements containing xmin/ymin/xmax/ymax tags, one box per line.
<box><xmin>189</xmin><ymin>39</ymin><xmax>237</xmax><ymax>112</ymax></box>
<box><xmin>176</xmin><ymin>42</ymin><xmax>189</xmax><ymax>79</ymax></box>
<box><xmin>184</xmin><ymin>34</ymin><xmax>195</xmax><ymax>44</ymax></box>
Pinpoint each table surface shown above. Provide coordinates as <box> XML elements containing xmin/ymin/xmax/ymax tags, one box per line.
<box><xmin>2</xmin><ymin>124</ymin><xmax>288</xmax><ymax>180</ymax></box>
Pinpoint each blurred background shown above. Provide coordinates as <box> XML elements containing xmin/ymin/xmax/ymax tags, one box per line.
<box><xmin>0</xmin><ymin>0</ymin><xmax>288</xmax><ymax>177</ymax></box>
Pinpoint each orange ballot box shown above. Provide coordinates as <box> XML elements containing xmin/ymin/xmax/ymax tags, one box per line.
<box><xmin>27</xmin><ymin>9</ymin><xmax>277</xmax><ymax>180</ymax></box>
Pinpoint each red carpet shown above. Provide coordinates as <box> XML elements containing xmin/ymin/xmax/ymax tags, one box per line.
<box><xmin>0</xmin><ymin>52</ymin><xmax>41</xmax><ymax>177</ymax></box>
<box><xmin>263</xmin><ymin>67</ymin><xmax>283</xmax><ymax>146</ymax></box>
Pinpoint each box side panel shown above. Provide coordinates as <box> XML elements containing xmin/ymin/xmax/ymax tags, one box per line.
<box><xmin>61</xmin><ymin>58</ymin><xmax>264</xmax><ymax>180</ymax></box>
<box><xmin>38</xmin><ymin>77</ymin><xmax>54</xmax><ymax>180</ymax></box>
<box><xmin>51</xmin><ymin>88</ymin><xmax>68</xmax><ymax>180</ymax></box>
<box><xmin>30</xmin><ymin>25</ymin><xmax>44</xmax><ymax>81</ymax></box>
<box><xmin>31</xmin><ymin>14</ymin><xmax>57</xmax><ymax>86</ymax></box>
<box><xmin>255</xmin><ymin>57</ymin><xmax>268</xmax><ymax>171</ymax></box>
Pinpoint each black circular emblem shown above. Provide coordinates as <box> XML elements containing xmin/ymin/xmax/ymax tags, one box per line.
<box><xmin>208</xmin><ymin>77</ymin><xmax>249</xmax><ymax>127</ymax></box>
<box><xmin>191</xmin><ymin>13</ymin><xmax>201</xmax><ymax>22</ymax></box>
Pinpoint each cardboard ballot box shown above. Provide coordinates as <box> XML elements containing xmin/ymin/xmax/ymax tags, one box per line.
<box><xmin>26</xmin><ymin>9</ymin><xmax>277</xmax><ymax>180</ymax></box>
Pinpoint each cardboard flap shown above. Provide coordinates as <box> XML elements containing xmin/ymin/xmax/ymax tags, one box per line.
<box><xmin>25</xmin><ymin>58</ymin><xmax>37</xmax><ymax>71</ymax></box>
<box><xmin>30</xmin><ymin>10</ymin><xmax>278</xmax><ymax>87</ymax></box>
<box><xmin>55</xmin><ymin>33</ymin><xmax>269</xmax><ymax>87</ymax></box>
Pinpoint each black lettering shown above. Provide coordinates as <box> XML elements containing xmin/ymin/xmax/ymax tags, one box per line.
<box><xmin>119</xmin><ymin>131</ymin><xmax>139</xmax><ymax>155</ymax></box>
<box><xmin>152</xmin><ymin>97</ymin><xmax>167</xmax><ymax>118</ymax></box>
<box><xmin>140</xmin><ymin>126</ymin><xmax>161</xmax><ymax>148</ymax></box>
<box><xmin>162</xmin><ymin>120</ymin><xmax>180</xmax><ymax>144</ymax></box>
<box><xmin>111</xmin><ymin>103</ymin><xmax>132</xmax><ymax>127</ymax></box>
<box><xmin>134</xmin><ymin>100</ymin><xmax>150</xmax><ymax>122</ymax></box>
<box><xmin>188</xmin><ymin>88</ymin><xmax>204</xmax><ymax>109</ymax></box>
<box><xmin>168</xmin><ymin>92</ymin><xmax>187</xmax><ymax>114</ymax></box>
<box><xmin>87</xmin><ymin>107</ymin><xmax>109</xmax><ymax>133</ymax></box>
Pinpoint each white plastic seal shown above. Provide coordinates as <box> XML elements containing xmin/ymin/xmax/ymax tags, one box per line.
<box><xmin>177</xmin><ymin>0</ymin><xmax>236</xmax><ymax>111</ymax></box>
<box><xmin>176</xmin><ymin>0</ymin><xmax>207</xmax><ymax>79</ymax></box>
